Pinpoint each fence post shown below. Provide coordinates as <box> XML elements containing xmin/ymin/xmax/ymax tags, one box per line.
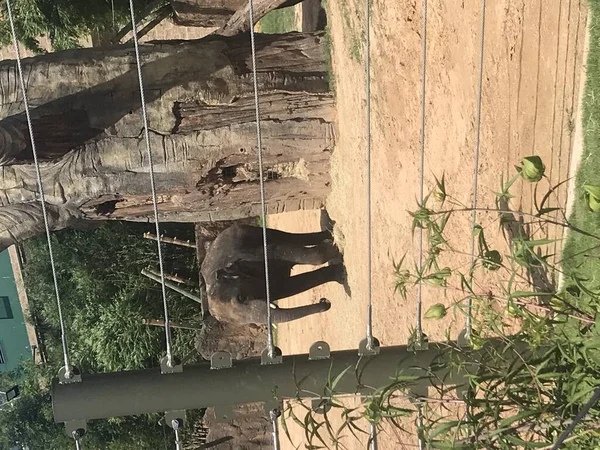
<box><xmin>52</xmin><ymin>338</ymin><xmax>531</xmax><ymax>425</ymax></box>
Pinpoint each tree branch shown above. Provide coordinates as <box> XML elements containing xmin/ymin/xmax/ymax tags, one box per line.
<box><xmin>125</xmin><ymin>5</ymin><xmax>173</xmax><ymax>44</ymax></box>
<box><xmin>0</xmin><ymin>202</ymin><xmax>80</xmax><ymax>252</ymax></box>
<box><xmin>215</xmin><ymin>0</ymin><xmax>306</xmax><ymax>37</ymax></box>
<box><xmin>111</xmin><ymin>0</ymin><xmax>169</xmax><ymax>44</ymax></box>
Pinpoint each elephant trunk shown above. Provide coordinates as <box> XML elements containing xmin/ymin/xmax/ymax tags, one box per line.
<box><xmin>250</xmin><ymin>299</ymin><xmax>331</xmax><ymax>324</ymax></box>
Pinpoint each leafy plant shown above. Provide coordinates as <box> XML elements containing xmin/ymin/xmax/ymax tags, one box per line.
<box><xmin>0</xmin><ymin>221</ymin><xmax>201</xmax><ymax>449</ymax></box>
<box><xmin>0</xmin><ymin>0</ymin><xmax>159</xmax><ymax>53</ymax></box>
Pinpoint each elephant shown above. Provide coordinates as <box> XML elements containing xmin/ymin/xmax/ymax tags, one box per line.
<box><xmin>200</xmin><ymin>223</ymin><xmax>346</xmax><ymax>325</ymax></box>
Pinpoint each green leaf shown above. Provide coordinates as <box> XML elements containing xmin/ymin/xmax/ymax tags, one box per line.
<box><xmin>504</xmin><ymin>435</ymin><xmax>549</xmax><ymax>448</ymax></box>
<box><xmin>498</xmin><ymin>409</ymin><xmax>539</xmax><ymax>428</ymax></box>
<box><xmin>482</xmin><ymin>250</ymin><xmax>502</xmax><ymax>271</ymax></box>
<box><xmin>434</xmin><ymin>173</ymin><xmax>447</xmax><ymax>203</ymax></box>
<box><xmin>583</xmin><ymin>184</ymin><xmax>600</xmax><ymax>199</ymax></box>
<box><xmin>429</xmin><ymin>420</ymin><xmax>461</xmax><ymax>439</ymax></box>
<box><xmin>329</xmin><ymin>365</ymin><xmax>353</xmax><ymax>392</ymax></box>
<box><xmin>537</xmin><ymin>207</ymin><xmax>560</xmax><ymax>216</ymax></box>
<box><xmin>517</xmin><ymin>155</ymin><xmax>545</xmax><ymax>182</ymax></box>
<box><xmin>424</xmin><ymin>303</ymin><xmax>448</xmax><ymax>320</ymax></box>
<box><xmin>584</xmin><ymin>185</ymin><xmax>600</xmax><ymax>212</ymax></box>
<box><xmin>506</xmin><ymin>300</ymin><xmax>521</xmax><ymax>317</ymax></box>
<box><xmin>587</xmin><ymin>193</ymin><xmax>600</xmax><ymax>211</ymax></box>
<box><xmin>509</xmin><ymin>291</ymin><xmax>544</xmax><ymax>299</ymax></box>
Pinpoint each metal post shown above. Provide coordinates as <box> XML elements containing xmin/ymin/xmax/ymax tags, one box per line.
<box><xmin>52</xmin><ymin>339</ymin><xmax>529</xmax><ymax>424</ymax></box>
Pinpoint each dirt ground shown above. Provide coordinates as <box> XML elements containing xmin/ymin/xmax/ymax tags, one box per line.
<box><xmin>267</xmin><ymin>0</ymin><xmax>590</xmax><ymax>448</ymax></box>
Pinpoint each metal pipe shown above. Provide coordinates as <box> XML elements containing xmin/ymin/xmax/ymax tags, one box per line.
<box><xmin>52</xmin><ymin>339</ymin><xmax>526</xmax><ymax>424</ymax></box>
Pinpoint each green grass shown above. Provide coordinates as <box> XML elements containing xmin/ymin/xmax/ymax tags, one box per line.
<box><xmin>339</xmin><ymin>0</ymin><xmax>362</xmax><ymax>63</ymax></box>
<box><xmin>561</xmin><ymin>0</ymin><xmax>600</xmax><ymax>308</ymax></box>
<box><xmin>257</xmin><ymin>8</ymin><xmax>298</xmax><ymax>34</ymax></box>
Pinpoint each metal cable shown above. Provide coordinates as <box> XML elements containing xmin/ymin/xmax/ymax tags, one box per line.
<box><xmin>369</xmin><ymin>422</ymin><xmax>378</xmax><ymax>450</ymax></box>
<box><xmin>72</xmin><ymin>431</ymin><xmax>82</xmax><ymax>450</ymax></box>
<box><xmin>174</xmin><ymin>428</ymin><xmax>182</xmax><ymax>450</ymax></box>
<box><xmin>270</xmin><ymin>409</ymin><xmax>281</xmax><ymax>450</ymax></box>
<box><xmin>416</xmin><ymin>0</ymin><xmax>429</xmax><ymax>338</ymax></box>
<box><xmin>5</xmin><ymin>0</ymin><xmax>73</xmax><ymax>379</ymax></box>
<box><xmin>247</xmin><ymin>0</ymin><xmax>275</xmax><ymax>357</ymax></box>
<box><xmin>365</xmin><ymin>0</ymin><xmax>374</xmax><ymax>351</ymax></box>
<box><xmin>127</xmin><ymin>0</ymin><xmax>174</xmax><ymax>367</ymax></box>
<box><xmin>466</xmin><ymin>0</ymin><xmax>487</xmax><ymax>338</ymax></box>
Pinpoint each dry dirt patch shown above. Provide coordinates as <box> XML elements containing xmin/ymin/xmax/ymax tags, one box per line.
<box><xmin>268</xmin><ymin>0</ymin><xmax>588</xmax><ymax>448</ymax></box>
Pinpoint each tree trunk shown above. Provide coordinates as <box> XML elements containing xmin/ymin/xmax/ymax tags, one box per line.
<box><xmin>171</xmin><ymin>0</ymin><xmax>305</xmax><ymax>29</ymax></box>
<box><xmin>0</xmin><ymin>32</ymin><xmax>335</xmax><ymax>252</ymax></box>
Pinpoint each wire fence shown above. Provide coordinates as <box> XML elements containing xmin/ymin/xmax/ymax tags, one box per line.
<box><xmin>4</xmin><ymin>0</ymin><xmax>592</xmax><ymax>448</ymax></box>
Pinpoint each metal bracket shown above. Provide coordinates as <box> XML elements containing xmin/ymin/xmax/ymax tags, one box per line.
<box><xmin>408</xmin><ymin>331</ymin><xmax>429</xmax><ymax>351</ymax></box>
<box><xmin>64</xmin><ymin>419</ymin><xmax>86</xmax><ymax>440</ymax></box>
<box><xmin>211</xmin><ymin>351</ymin><xmax>233</xmax><ymax>370</ymax></box>
<box><xmin>165</xmin><ymin>410</ymin><xmax>186</xmax><ymax>429</ymax></box>
<box><xmin>263</xmin><ymin>399</ymin><xmax>283</xmax><ymax>418</ymax></box>
<box><xmin>160</xmin><ymin>355</ymin><xmax>183</xmax><ymax>374</ymax></box>
<box><xmin>270</xmin><ymin>407</ymin><xmax>282</xmax><ymax>422</ymax></box>
<box><xmin>261</xmin><ymin>346</ymin><xmax>283</xmax><ymax>365</ymax></box>
<box><xmin>309</xmin><ymin>341</ymin><xmax>331</xmax><ymax>360</ymax></box>
<box><xmin>358</xmin><ymin>337</ymin><xmax>381</xmax><ymax>356</ymax></box>
<box><xmin>58</xmin><ymin>366</ymin><xmax>81</xmax><ymax>384</ymax></box>
<box><xmin>457</xmin><ymin>328</ymin><xmax>471</xmax><ymax>348</ymax></box>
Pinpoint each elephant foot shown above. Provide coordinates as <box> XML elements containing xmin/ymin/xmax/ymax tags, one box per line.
<box><xmin>328</xmin><ymin>250</ymin><xmax>343</xmax><ymax>266</ymax></box>
<box><xmin>320</xmin><ymin>209</ymin><xmax>336</xmax><ymax>234</ymax></box>
<box><xmin>332</xmin><ymin>263</ymin><xmax>347</xmax><ymax>284</ymax></box>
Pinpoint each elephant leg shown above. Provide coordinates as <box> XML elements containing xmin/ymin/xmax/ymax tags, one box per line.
<box><xmin>248</xmin><ymin>298</ymin><xmax>332</xmax><ymax>324</ymax></box>
<box><xmin>269</xmin><ymin>241</ymin><xmax>341</xmax><ymax>266</ymax></box>
<box><xmin>271</xmin><ymin>264</ymin><xmax>344</xmax><ymax>300</ymax></box>
<box><xmin>265</xmin><ymin>228</ymin><xmax>332</xmax><ymax>246</ymax></box>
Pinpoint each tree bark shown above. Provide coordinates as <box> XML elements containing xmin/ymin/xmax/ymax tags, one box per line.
<box><xmin>171</xmin><ymin>0</ymin><xmax>304</xmax><ymax>30</ymax></box>
<box><xmin>217</xmin><ymin>0</ymin><xmax>305</xmax><ymax>37</ymax></box>
<box><xmin>0</xmin><ymin>32</ymin><xmax>335</xmax><ymax>252</ymax></box>
<box><xmin>171</xmin><ymin>0</ymin><xmax>246</xmax><ymax>27</ymax></box>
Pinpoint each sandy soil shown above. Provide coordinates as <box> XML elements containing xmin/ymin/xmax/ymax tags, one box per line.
<box><xmin>267</xmin><ymin>0</ymin><xmax>589</xmax><ymax>448</ymax></box>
